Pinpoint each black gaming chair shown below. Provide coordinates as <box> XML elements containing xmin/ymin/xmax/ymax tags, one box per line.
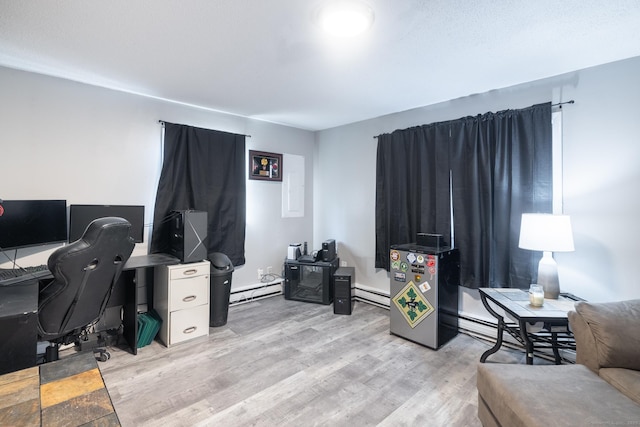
<box><xmin>38</xmin><ymin>217</ymin><xmax>135</xmax><ymax>362</ymax></box>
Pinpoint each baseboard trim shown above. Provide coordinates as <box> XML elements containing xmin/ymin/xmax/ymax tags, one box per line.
<box><xmin>229</xmin><ymin>280</ymin><xmax>283</xmax><ymax>306</ymax></box>
<box><xmin>354</xmin><ymin>283</ymin><xmax>390</xmax><ymax>309</ymax></box>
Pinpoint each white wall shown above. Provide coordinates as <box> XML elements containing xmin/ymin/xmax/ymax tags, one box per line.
<box><xmin>3</xmin><ymin>55</ymin><xmax>639</xmax><ymax>315</ymax></box>
<box><xmin>560</xmin><ymin>57</ymin><xmax>640</xmax><ymax>302</ymax></box>
<box><xmin>315</xmin><ymin>56</ymin><xmax>640</xmax><ymax>316</ymax></box>
<box><xmin>0</xmin><ymin>66</ymin><xmax>315</xmax><ymax>289</ymax></box>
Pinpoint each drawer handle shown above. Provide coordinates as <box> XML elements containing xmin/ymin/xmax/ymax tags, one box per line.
<box><xmin>183</xmin><ymin>326</ymin><xmax>197</xmax><ymax>334</ymax></box>
<box><xmin>182</xmin><ymin>269</ymin><xmax>198</xmax><ymax>276</ymax></box>
<box><xmin>182</xmin><ymin>295</ymin><xmax>197</xmax><ymax>303</ymax></box>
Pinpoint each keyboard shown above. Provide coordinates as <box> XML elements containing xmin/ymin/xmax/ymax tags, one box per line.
<box><xmin>0</xmin><ymin>265</ymin><xmax>51</xmax><ymax>286</ymax></box>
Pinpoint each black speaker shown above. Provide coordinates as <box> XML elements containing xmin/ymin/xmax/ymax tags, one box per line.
<box><xmin>416</xmin><ymin>232</ymin><xmax>446</xmax><ymax>249</ymax></box>
<box><xmin>169</xmin><ymin>210</ymin><xmax>207</xmax><ymax>263</ymax></box>
<box><xmin>333</xmin><ymin>267</ymin><xmax>355</xmax><ymax>315</ymax></box>
<box><xmin>322</xmin><ymin>239</ymin><xmax>336</xmax><ymax>262</ymax></box>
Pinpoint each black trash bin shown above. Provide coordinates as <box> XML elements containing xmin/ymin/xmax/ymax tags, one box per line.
<box><xmin>208</xmin><ymin>252</ymin><xmax>234</xmax><ymax>327</ymax></box>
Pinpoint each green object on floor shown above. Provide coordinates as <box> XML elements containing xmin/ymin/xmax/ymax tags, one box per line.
<box><xmin>137</xmin><ymin>310</ymin><xmax>162</xmax><ymax>348</ymax></box>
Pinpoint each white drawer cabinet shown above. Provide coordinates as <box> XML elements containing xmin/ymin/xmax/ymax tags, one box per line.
<box><xmin>154</xmin><ymin>261</ymin><xmax>210</xmax><ymax>347</ymax></box>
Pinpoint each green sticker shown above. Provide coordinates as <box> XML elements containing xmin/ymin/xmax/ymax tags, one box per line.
<box><xmin>392</xmin><ymin>281</ymin><xmax>434</xmax><ymax>328</ymax></box>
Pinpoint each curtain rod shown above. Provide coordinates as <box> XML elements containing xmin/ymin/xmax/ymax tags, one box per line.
<box><xmin>158</xmin><ymin>120</ymin><xmax>251</xmax><ymax>138</ymax></box>
<box><xmin>552</xmin><ymin>100</ymin><xmax>575</xmax><ymax>108</ymax></box>
<box><xmin>371</xmin><ymin>100</ymin><xmax>576</xmax><ymax>139</ymax></box>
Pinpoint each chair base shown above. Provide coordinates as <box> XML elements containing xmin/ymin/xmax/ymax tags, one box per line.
<box><xmin>40</xmin><ymin>332</ymin><xmax>112</xmax><ymax>364</ymax></box>
<box><xmin>45</xmin><ymin>344</ymin><xmax>59</xmax><ymax>362</ymax></box>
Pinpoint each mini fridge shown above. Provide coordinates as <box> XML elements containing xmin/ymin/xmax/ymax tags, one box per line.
<box><xmin>389</xmin><ymin>244</ymin><xmax>460</xmax><ymax>349</ymax></box>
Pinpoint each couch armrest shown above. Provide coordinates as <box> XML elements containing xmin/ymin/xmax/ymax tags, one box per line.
<box><xmin>568</xmin><ymin>309</ymin><xmax>600</xmax><ymax>373</ymax></box>
<box><xmin>570</xmin><ymin>299</ymin><xmax>640</xmax><ymax>372</ymax></box>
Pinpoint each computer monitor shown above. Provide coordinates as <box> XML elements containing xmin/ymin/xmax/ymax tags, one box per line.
<box><xmin>69</xmin><ymin>204</ymin><xmax>145</xmax><ymax>243</ymax></box>
<box><xmin>0</xmin><ymin>200</ymin><xmax>68</xmax><ymax>250</ymax></box>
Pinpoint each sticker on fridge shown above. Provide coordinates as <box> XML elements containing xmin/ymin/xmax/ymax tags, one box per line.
<box><xmin>392</xmin><ymin>280</ymin><xmax>434</xmax><ymax>328</ymax></box>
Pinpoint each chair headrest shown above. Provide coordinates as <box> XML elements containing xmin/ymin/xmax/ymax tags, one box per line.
<box><xmin>48</xmin><ymin>216</ymin><xmax>135</xmax><ymax>271</ymax></box>
<box><xmin>81</xmin><ymin>216</ymin><xmax>133</xmax><ymax>243</ymax></box>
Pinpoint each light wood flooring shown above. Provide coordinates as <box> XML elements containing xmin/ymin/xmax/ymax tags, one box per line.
<box><xmin>98</xmin><ymin>296</ymin><xmax>522</xmax><ymax>427</ymax></box>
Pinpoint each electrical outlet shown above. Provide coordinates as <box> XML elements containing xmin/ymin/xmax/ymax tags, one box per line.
<box><xmin>341</xmin><ymin>261</ymin><xmax>347</xmax><ymax>267</ymax></box>
<box><xmin>257</xmin><ymin>268</ymin><xmax>264</xmax><ymax>280</ymax></box>
<box><xmin>267</xmin><ymin>266</ymin><xmax>273</xmax><ymax>274</ymax></box>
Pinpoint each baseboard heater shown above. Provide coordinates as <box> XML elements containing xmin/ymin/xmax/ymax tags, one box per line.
<box><xmin>229</xmin><ymin>279</ymin><xmax>283</xmax><ymax>306</ymax></box>
<box><xmin>354</xmin><ymin>284</ymin><xmax>390</xmax><ymax>309</ymax></box>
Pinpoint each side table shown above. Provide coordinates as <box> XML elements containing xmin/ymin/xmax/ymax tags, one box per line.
<box><xmin>478</xmin><ymin>288</ymin><xmax>583</xmax><ymax>365</ymax></box>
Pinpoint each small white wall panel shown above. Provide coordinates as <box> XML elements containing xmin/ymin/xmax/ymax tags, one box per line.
<box><xmin>282</xmin><ymin>154</ymin><xmax>305</xmax><ymax>218</ymax></box>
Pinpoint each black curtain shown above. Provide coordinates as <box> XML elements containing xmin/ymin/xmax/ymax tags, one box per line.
<box><xmin>375</xmin><ymin>122</ymin><xmax>452</xmax><ymax>270</ymax></box>
<box><xmin>150</xmin><ymin>122</ymin><xmax>246</xmax><ymax>266</ymax></box>
<box><xmin>375</xmin><ymin>103</ymin><xmax>552</xmax><ymax>289</ymax></box>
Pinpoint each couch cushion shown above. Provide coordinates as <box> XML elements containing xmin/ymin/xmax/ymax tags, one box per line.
<box><xmin>599</xmin><ymin>368</ymin><xmax>640</xmax><ymax>406</ymax></box>
<box><xmin>574</xmin><ymin>299</ymin><xmax>640</xmax><ymax>371</ymax></box>
<box><xmin>477</xmin><ymin>364</ymin><xmax>640</xmax><ymax>427</ymax></box>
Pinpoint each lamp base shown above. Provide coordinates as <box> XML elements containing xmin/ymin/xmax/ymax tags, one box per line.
<box><xmin>537</xmin><ymin>252</ymin><xmax>560</xmax><ymax>299</ymax></box>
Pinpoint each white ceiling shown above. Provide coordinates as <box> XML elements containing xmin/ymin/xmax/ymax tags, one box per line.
<box><xmin>1</xmin><ymin>1</ymin><xmax>640</xmax><ymax>131</ymax></box>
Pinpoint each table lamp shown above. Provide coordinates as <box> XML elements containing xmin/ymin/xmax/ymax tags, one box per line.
<box><xmin>518</xmin><ymin>213</ymin><xmax>574</xmax><ymax>299</ymax></box>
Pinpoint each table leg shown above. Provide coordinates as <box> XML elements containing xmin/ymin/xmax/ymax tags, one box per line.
<box><xmin>519</xmin><ymin>320</ymin><xmax>534</xmax><ymax>365</ymax></box>
<box><xmin>479</xmin><ymin>292</ymin><xmax>506</xmax><ymax>363</ymax></box>
<box><xmin>480</xmin><ymin>317</ymin><xmax>506</xmax><ymax>362</ymax></box>
<box><xmin>552</xmin><ymin>332</ymin><xmax>562</xmax><ymax>364</ymax></box>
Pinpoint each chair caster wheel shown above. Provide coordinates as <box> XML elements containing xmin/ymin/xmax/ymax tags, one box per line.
<box><xmin>94</xmin><ymin>349</ymin><xmax>110</xmax><ymax>362</ymax></box>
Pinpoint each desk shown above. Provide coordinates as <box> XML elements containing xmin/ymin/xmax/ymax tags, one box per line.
<box><xmin>479</xmin><ymin>288</ymin><xmax>582</xmax><ymax>365</ymax></box>
<box><xmin>0</xmin><ymin>253</ymin><xmax>179</xmax><ymax>375</ymax></box>
<box><xmin>119</xmin><ymin>253</ymin><xmax>180</xmax><ymax>354</ymax></box>
<box><xmin>0</xmin><ymin>280</ymin><xmax>38</xmax><ymax>374</ymax></box>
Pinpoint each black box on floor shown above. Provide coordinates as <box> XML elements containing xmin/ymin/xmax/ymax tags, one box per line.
<box><xmin>333</xmin><ymin>267</ymin><xmax>355</xmax><ymax>315</ymax></box>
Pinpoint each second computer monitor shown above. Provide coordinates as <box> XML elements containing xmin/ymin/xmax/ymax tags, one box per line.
<box><xmin>69</xmin><ymin>204</ymin><xmax>145</xmax><ymax>243</ymax></box>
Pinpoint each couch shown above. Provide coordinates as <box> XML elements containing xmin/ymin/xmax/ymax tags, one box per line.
<box><xmin>476</xmin><ymin>299</ymin><xmax>640</xmax><ymax>427</ymax></box>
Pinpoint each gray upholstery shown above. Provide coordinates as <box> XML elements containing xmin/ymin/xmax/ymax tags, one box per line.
<box><xmin>600</xmin><ymin>368</ymin><xmax>640</xmax><ymax>405</ymax></box>
<box><xmin>477</xmin><ymin>299</ymin><xmax>640</xmax><ymax>426</ymax></box>
<box><xmin>572</xmin><ymin>300</ymin><xmax>640</xmax><ymax>371</ymax></box>
<box><xmin>477</xmin><ymin>364</ymin><xmax>639</xmax><ymax>427</ymax></box>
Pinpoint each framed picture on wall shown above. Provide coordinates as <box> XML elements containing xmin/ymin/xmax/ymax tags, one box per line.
<box><xmin>249</xmin><ymin>150</ymin><xmax>282</xmax><ymax>181</ymax></box>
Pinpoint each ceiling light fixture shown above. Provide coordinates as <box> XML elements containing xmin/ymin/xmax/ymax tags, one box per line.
<box><xmin>317</xmin><ymin>0</ymin><xmax>375</xmax><ymax>38</ymax></box>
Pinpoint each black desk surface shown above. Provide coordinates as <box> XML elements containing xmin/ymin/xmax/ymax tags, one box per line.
<box><xmin>0</xmin><ymin>280</ymin><xmax>38</xmax><ymax>317</ymax></box>
<box><xmin>0</xmin><ymin>253</ymin><xmax>181</xmax><ymax>285</ymax></box>
<box><xmin>124</xmin><ymin>253</ymin><xmax>180</xmax><ymax>270</ymax></box>
<box><xmin>0</xmin><ymin>253</ymin><xmax>180</xmax><ymax>314</ymax></box>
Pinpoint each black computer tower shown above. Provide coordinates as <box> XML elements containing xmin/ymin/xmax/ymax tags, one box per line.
<box><xmin>169</xmin><ymin>210</ymin><xmax>208</xmax><ymax>263</ymax></box>
<box><xmin>333</xmin><ymin>267</ymin><xmax>355</xmax><ymax>315</ymax></box>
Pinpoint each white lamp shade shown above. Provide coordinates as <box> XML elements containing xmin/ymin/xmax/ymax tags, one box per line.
<box><xmin>518</xmin><ymin>213</ymin><xmax>575</xmax><ymax>252</ymax></box>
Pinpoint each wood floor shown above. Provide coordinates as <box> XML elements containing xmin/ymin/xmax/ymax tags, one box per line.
<box><xmin>98</xmin><ymin>296</ymin><xmax>521</xmax><ymax>427</ymax></box>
